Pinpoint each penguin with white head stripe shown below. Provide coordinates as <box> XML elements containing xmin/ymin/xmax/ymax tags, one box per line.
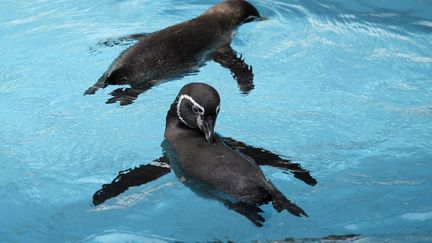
<box><xmin>93</xmin><ymin>83</ymin><xmax>317</xmax><ymax>227</ymax></box>
<box><xmin>173</xmin><ymin>83</ymin><xmax>221</xmax><ymax>143</ymax></box>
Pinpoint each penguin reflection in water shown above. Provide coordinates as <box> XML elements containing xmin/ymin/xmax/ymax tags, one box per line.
<box><xmin>85</xmin><ymin>0</ymin><xmax>265</xmax><ymax>106</ymax></box>
<box><xmin>93</xmin><ymin>83</ymin><xmax>317</xmax><ymax>226</ymax></box>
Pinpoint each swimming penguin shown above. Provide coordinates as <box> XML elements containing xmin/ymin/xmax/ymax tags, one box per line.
<box><xmin>92</xmin><ymin>83</ymin><xmax>317</xmax><ymax>227</ymax></box>
<box><xmin>85</xmin><ymin>0</ymin><xmax>264</xmax><ymax>106</ymax></box>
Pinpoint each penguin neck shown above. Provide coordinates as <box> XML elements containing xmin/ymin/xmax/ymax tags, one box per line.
<box><xmin>198</xmin><ymin>11</ymin><xmax>239</xmax><ymax>31</ymax></box>
<box><xmin>165</xmin><ymin>102</ymin><xmax>202</xmax><ymax>140</ymax></box>
<box><xmin>166</xmin><ymin>101</ymin><xmax>178</xmax><ymax>123</ymax></box>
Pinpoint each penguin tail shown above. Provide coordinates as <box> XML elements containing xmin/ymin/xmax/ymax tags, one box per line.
<box><xmin>271</xmin><ymin>188</ymin><xmax>308</xmax><ymax>217</ymax></box>
<box><xmin>84</xmin><ymin>74</ymin><xmax>109</xmax><ymax>95</ymax></box>
<box><xmin>84</xmin><ymin>67</ymin><xmax>129</xmax><ymax>96</ymax></box>
<box><xmin>84</xmin><ymin>86</ymin><xmax>99</xmax><ymax>95</ymax></box>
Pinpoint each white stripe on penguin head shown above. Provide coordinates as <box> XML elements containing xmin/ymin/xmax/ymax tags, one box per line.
<box><xmin>177</xmin><ymin>94</ymin><xmax>205</xmax><ymax>128</ymax></box>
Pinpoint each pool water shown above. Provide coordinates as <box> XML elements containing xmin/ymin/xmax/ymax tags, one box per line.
<box><xmin>1</xmin><ymin>0</ymin><xmax>431</xmax><ymax>242</ymax></box>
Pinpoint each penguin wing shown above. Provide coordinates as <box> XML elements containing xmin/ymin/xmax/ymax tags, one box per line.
<box><xmin>213</xmin><ymin>45</ymin><xmax>254</xmax><ymax>93</ymax></box>
<box><xmin>93</xmin><ymin>32</ymin><xmax>152</xmax><ymax>48</ymax></box>
<box><xmin>92</xmin><ymin>156</ymin><xmax>170</xmax><ymax>205</ymax></box>
<box><xmin>222</xmin><ymin>137</ymin><xmax>317</xmax><ymax>186</ymax></box>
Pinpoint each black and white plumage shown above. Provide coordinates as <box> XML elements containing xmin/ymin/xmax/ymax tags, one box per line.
<box><xmin>85</xmin><ymin>0</ymin><xmax>264</xmax><ymax>106</ymax></box>
<box><xmin>93</xmin><ymin>83</ymin><xmax>317</xmax><ymax>227</ymax></box>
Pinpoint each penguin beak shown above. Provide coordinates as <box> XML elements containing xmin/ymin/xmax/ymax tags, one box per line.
<box><xmin>244</xmin><ymin>15</ymin><xmax>267</xmax><ymax>24</ymax></box>
<box><xmin>199</xmin><ymin>115</ymin><xmax>216</xmax><ymax>144</ymax></box>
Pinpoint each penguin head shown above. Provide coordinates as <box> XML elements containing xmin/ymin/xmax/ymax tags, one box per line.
<box><xmin>175</xmin><ymin>83</ymin><xmax>221</xmax><ymax>143</ymax></box>
<box><xmin>205</xmin><ymin>0</ymin><xmax>264</xmax><ymax>26</ymax></box>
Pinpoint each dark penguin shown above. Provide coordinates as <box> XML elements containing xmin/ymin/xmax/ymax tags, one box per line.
<box><xmin>164</xmin><ymin>83</ymin><xmax>307</xmax><ymax>225</ymax></box>
<box><xmin>92</xmin><ymin>83</ymin><xmax>317</xmax><ymax>227</ymax></box>
<box><xmin>85</xmin><ymin>0</ymin><xmax>264</xmax><ymax>106</ymax></box>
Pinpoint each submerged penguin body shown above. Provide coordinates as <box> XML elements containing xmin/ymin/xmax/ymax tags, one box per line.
<box><xmin>100</xmin><ymin>19</ymin><xmax>231</xmax><ymax>86</ymax></box>
<box><xmin>163</xmin><ymin>83</ymin><xmax>307</xmax><ymax>224</ymax></box>
<box><xmin>92</xmin><ymin>82</ymin><xmax>316</xmax><ymax>226</ymax></box>
<box><xmin>165</xmin><ymin>132</ymin><xmax>273</xmax><ymax>205</ymax></box>
<box><xmin>85</xmin><ymin>0</ymin><xmax>263</xmax><ymax>105</ymax></box>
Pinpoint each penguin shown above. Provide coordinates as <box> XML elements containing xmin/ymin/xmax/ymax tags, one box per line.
<box><xmin>85</xmin><ymin>0</ymin><xmax>265</xmax><ymax>106</ymax></box>
<box><xmin>93</xmin><ymin>83</ymin><xmax>317</xmax><ymax>227</ymax></box>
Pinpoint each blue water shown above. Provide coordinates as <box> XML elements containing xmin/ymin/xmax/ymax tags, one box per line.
<box><xmin>1</xmin><ymin>0</ymin><xmax>432</xmax><ymax>242</ymax></box>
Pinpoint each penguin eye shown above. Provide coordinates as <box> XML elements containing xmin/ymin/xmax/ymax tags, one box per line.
<box><xmin>192</xmin><ymin>105</ymin><xmax>204</xmax><ymax>115</ymax></box>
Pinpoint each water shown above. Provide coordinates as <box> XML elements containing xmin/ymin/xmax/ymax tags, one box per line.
<box><xmin>1</xmin><ymin>0</ymin><xmax>431</xmax><ymax>242</ymax></box>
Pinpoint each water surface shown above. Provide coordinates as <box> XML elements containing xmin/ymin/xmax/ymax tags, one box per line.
<box><xmin>1</xmin><ymin>0</ymin><xmax>431</xmax><ymax>242</ymax></box>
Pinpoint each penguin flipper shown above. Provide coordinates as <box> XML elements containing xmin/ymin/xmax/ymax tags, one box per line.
<box><xmin>94</xmin><ymin>32</ymin><xmax>152</xmax><ymax>48</ymax></box>
<box><xmin>222</xmin><ymin>137</ymin><xmax>317</xmax><ymax>186</ymax></box>
<box><xmin>105</xmin><ymin>82</ymin><xmax>154</xmax><ymax>106</ymax></box>
<box><xmin>92</xmin><ymin>156</ymin><xmax>170</xmax><ymax>206</ymax></box>
<box><xmin>213</xmin><ymin>45</ymin><xmax>254</xmax><ymax>93</ymax></box>
<box><xmin>223</xmin><ymin>201</ymin><xmax>265</xmax><ymax>227</ymax></box>
<box><xmin>271</xmin><ymin>187</ymin><xmax>308</xmax><ymax>217</ymax></box>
